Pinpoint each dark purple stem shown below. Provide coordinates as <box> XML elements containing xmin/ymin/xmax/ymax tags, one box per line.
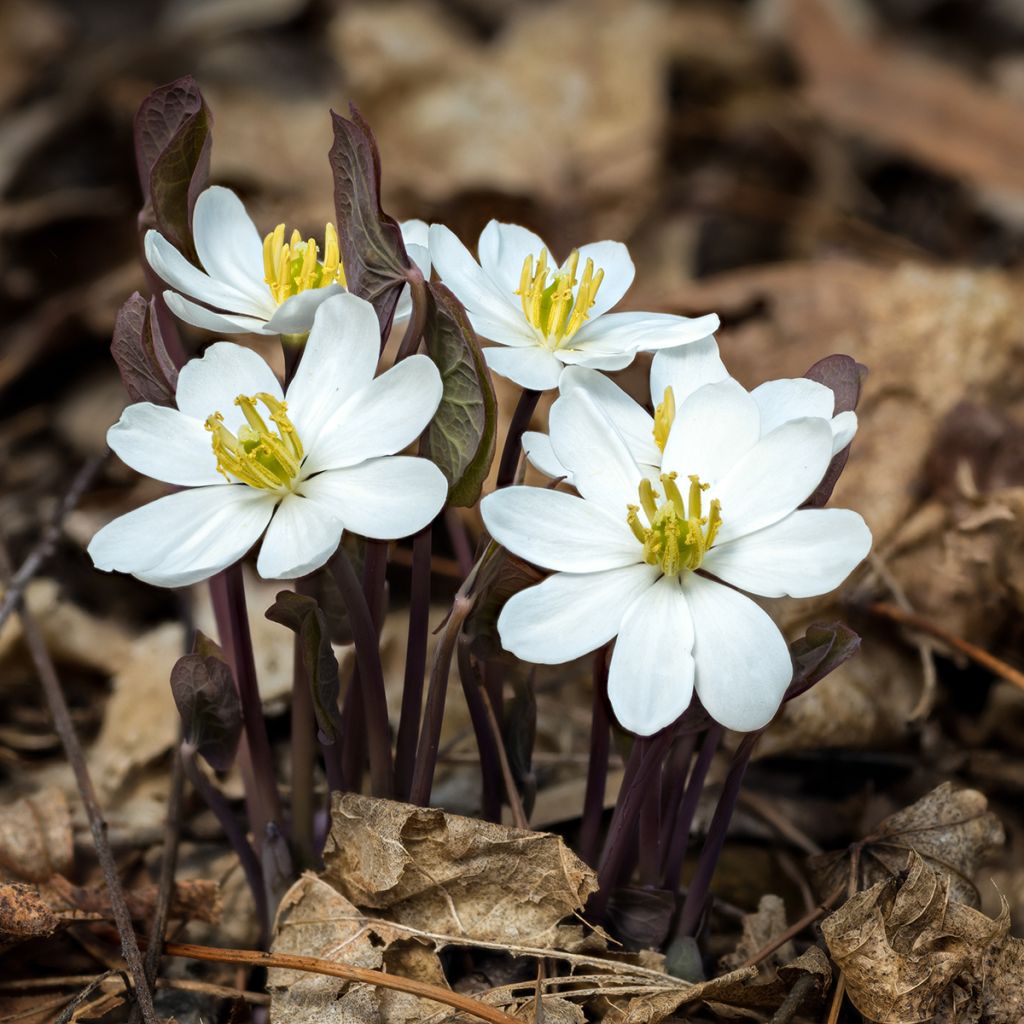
<box><xmin>210</xmin><ymin>565</ymin><xmax>283</xmax><ymax>848</ymax></box>
<box><xmin>289</xmin><ymin>629</ymin><xmax>315</xmax><ymax>866</ymax></box>
<box><xmin>496</xmin><ymin>388</ymin><xmax>541</xmax><ymax>488</ymax></box>
<box><xmin>395</xmin><ymin>269</ymin><xmax>428</xmax><ymax>362</ymax></box>
<box><xmin>637</xmin><ymin>763</ymin><xmax>663</xmax><ymax>888</ymax></box>
<box><xmin>330</xmin><ymin>545</ymin><xmax>394</xmax><ymax>798</ymax></box>
<box><xmin>674</xmin><ymin>730</ymin><xmax>760</xmax><ymax>938</ymax></box>
<box><xmin>457</xmin><ymin>641</ymin><xmax>504</xmax><ymax>822</ymax></box>
<box><xmin>395</xmin><ymin>524</ymin><xmax>433</xmax><ymax>799</ymax></box>
<box><xmin>578</xmin><ymin>647</ymin><xmax>611</xmax><ymax>866</ymax></box>
<box><xmin>661</xmin><ymin>725</ymin><xmax>721</xmax><ymax>891</ymax></box>
<box><xmin>445</xmin><ymin>508</ymin><xmax>475</xmax><ymax>580</ymax></box>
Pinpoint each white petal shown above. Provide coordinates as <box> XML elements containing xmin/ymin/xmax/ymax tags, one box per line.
<box><xmin>145</xmin><ymin>230</ymin><xmax>258</xmax><ymax>314</ymax></box>
<box><xmin>298</xmin><ymin>456</ymin><xmax>447</xmax><ymax>540</ymax></box>
<box><xmin>191</xmin><ymin>187</ymin><xmax>273</xmax><ymax>311</ymax></box>
<box><xmin>108</xmin><ymin>403</ymin><xmax>223</xmax><ymax>487</ymax></box>
<box><xmin>301</xmin><ymin>355</ymin><xmax>442</xmax><ymax>474</ymax></box>
<box><xmin>522</xmin><ymin>430</ymin><xmax>571</xmax><ymax>481</ymax></box>
<box><xmin>684</xmin><ymin>573</ymin><xmax>791</xmax><ymax>732</ymax></box>
<box><xmin>163</xmin><ymin>291</ymin><xmax>272</xmax><ymax>334</ymax></box>
<box><xmin>477</xmin><ymin>220</ymin><xmax>549</xmax><ymax>297</ymax></box>
<box><xmin>662</xmin><ymin>379</ymin><xmax>760</xmax><ymax>486</ymax></box>
<box><xmin>650</xmin><ymin>335</ymin><xmax>728</xmax><ymax>406</ymax></box>
<box><xmin>703</xmin><ymin>508</ymin><xmax>871</xmax><ymax>598</ymax></box>
<box><xmin>428</xmin><ymin>224</ymin><xmax>529</xmax><ymax>339</ymax></box>
<box><xmin>264</xmin><ymin>283</ymin><xmax>344</xmax><ymax>335</ymax></box>
<box><xmin>88</xmin><ymin>486</ymin><xmax>275</xmax><ymax>588</ymax></box>
<box><xmin>549</xmin><ymin>389</ymin><xmax>643</xmax><ymax>513</ymax></box>
<box><xmin>713</xmin><ymin>418</ymin><xmax>834</xmax><ymax>543</ymax></box>
<box><xmin>556</xmin><ymin>348</ymin><xmax>637</xmax><ymax>372</ymax></box>
<box><xmin>285</xmin><ymin>293</ymin><xmax>381</xmax><ymax>447</ymax></box>
<box><xmin>573</xmin><ymin>311</ymin><xmax>720</xmax><ymax>354</ymax></box>
<box><xmin>400</xmin><ymin>218</ymin><xmax>431</xmax><ymax>252</ymax></box>
<box><xmin>560</xmin><ymin>366</ymin><xmax>660</xmax><ymax>467</ymax></box>
<box><xmin>751</xmin><ymin>378</ymin><xmax>835</xmax><ymax>438</ymax></box>
<box><xmin>466</xmin><ymin>311</ymin><xmax>539</xmax><ymax>347</ymax></box>
<box><xmin>608</xmin><ymin>575</ymin><xmax>695</xmax><ymax>736</ymax></box>
<box><xmin>831</xmin><ymin>410</ymin><xmax>857</xmax><ymax>454</ymax></box>
<box><xmin>481</xmin><ymin>486</ymin><xmax>640</xmax><ymax>572</ymax></box>
<box><xmin>482</xmin><ymin>345</ymin><xmax>563</xmax><ymax>390</ymax></box>
<box><xmin>256</xmin><ymin>493</ymin><xmax>343</xmax><ymax>579</ymax></box>
<box><xmin>571</xmin><ymin>241</ymin><xmax>634</xmax><ymax>319</ymax></box>
<box><xmin>498</xmin><ymin>563</ymin><xmax>660</xmax><ymax>664</ymax></box>
<box><xmin>175</xmin><ymin>342</ymin><xmax>284</xmax><ymax>433</ymax></box>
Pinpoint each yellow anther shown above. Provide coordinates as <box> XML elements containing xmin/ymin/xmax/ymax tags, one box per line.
<box><xmin>262</xmin><ymin>222</ymin><xmax>346</xmax><ymax>305</ymax></box>
<box><xmin>205</xmin><ymin>394</ymin><xmax>304</xmax><ymax>491</ymax></box>
<box><xmin>653</xmin><ymin>386</ymin><xmax>676</xmax><ymax>452</ymax></box>
<box><xmin>626</xmin><ymin>473</ymin><xmax>723</xmax><ymax>576</ymax></box>
<box><xmin>514</xmin><ymin>246</ymin><xmax>605</xmax><ymax>349</ymax></box>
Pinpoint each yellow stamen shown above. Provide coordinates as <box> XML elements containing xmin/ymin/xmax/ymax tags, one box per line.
<box><xmin>205</xmin><ymin>394</ymin><xmax>304</xmax><ymax>491</ymax></box>
<box><xmin>262</xmin><ymin>222</ymin><xmax>347</xmax><ymax>305</ymax></box>
<box><xmin>653</xmin><ymin>386</ymin><xmax>676</xmax><ymax>452</ymax></box>
<box><xmin>627</xmin><ymin>472</ymin><xmax>723</xmax><ymax>575</ymax></box>
<box><xmin>514</xmin><ymin>246</ymin><xmax>605</xmax><ymax>349</ymax></box>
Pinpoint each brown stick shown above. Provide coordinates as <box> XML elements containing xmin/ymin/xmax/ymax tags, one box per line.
<box><xmin>867</xmin><ymin>601</ymin><xmax>1024</xmax><ymax>692</ymax></box>
<box><xmin>738</xmin><ymin>885</ymin><xmax>844</xmax><ymax>970</ymax></box>
<box><xmin>162</xmin><ymin>942</ymin><xmax>525</xmax><ymax>1024</ymax></box>
<box><xmin>0</xmin><ymin>539</ymin><xmax>158</xmax><ymax>1024</ymax></box>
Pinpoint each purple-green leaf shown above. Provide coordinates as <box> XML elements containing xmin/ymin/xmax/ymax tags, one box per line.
<box><xmin>134</xmin><ymin>75</ymin><xmax>212</xmax><ymax>263</ymax></box>
<box><xmin>329</xmin><ymin>105</ymin><xmax>411</xmax><ymax>335</ymax></box>
<box><xmin>170</xmin><ymin>631</ymin><xmax>242</xmax><ymax>773</ymax></box>
<box><xmin>803</xmin><ymin>354</ymin><xmax>868</xmax><ymax>508</ymax></box>
<box><xmin>421</xmin><ymin>283</ymin><xmax>498</xmax><ymax>507</ymax></box>
<box><xmin>785</xmin><ymin>621</ymin><xmax>861</xmax><ymax>702</ymax></box>
<box><xmin>110</xmin><ymin>292</ymin><xmax>179</xmax><ymax>406</ymax></box>
<box><xmin>265</xmin><ymin>591</ymin><xmax>341</xmax><ymax>742</ymax></box>
<box><xmin>464</xmin><ymin>549</ymin><xmax>543</xmax><ymax>661</ymax></box>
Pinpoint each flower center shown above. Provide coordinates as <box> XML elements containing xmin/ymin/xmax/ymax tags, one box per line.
<box><xmin>515</xmin><ymin>248</ymin><xmax>604</xmax><ymax>349</ymax></box>
<box><xmin>627</xmin><ymin>472</ymin><xmax>722</xmax><ymax>575</ymax></box>
<box><xmin>205</xmin><ymin>393</ymin><xmax>304</xmax><ymax>491</ymax></box>
<box><xmin>653</xmin><ymin>386</ymin><xmax>676</xmax><ymax>452</ymax></box>
<box><xmin>262</xmin><ymin>222</ymin><xmax>347</xmax><ymax>305</ymax></box>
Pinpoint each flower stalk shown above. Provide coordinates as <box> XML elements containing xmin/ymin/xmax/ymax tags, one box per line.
<box><xmin>578</xmin><ymin>646</ymin><xmax>611</xmax><ymax>865</ymax></box>
<box><xmin>496</xmin><ymin>388</ymin><xmax>541</xmax><ymax>488</ymax></box>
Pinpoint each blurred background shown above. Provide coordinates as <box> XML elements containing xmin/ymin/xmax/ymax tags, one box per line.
<box><xmin>4</xmin><ymin>0</ymin><xmax>1024</xmax><ymax>941</ymax></box>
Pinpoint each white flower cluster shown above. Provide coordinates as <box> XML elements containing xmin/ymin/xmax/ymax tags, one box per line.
<box><xmin>91</xmin><ymin>186</ymin><xmax>871</xmax><ymax>734</ymax></box>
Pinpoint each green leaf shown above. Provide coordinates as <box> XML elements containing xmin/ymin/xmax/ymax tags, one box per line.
<box><xmin>265</xmin><ymin>592</ymin><xmax>341</xmax><ymax>741</ymax></box>
<box><xmin>134</xmin><ymin>75</ymin><xmax>212</xmax><ymax>263</ymax></box>
<box><xmin>786</xmin><ymin>621</ymin><xmax>861</xmax><ymax>701</ymax></box>
<box><xmin>329</xmin><ymin>105</ymin><xmax>410</xmax><ymax>334</ymax></box>
<box><xmin>170</xmin><ymin>631</ymin><xmax>241</xmax><ymax>772</ymax></box>
<box><xmin>110</xmin><ymin>292</ymin><xmax>179</xmax><ymax>405</ymax></box>
<box><xmin>422</xmin><ymin>283</ymin><xmax>498</xmax><ymax>507</ymax></box>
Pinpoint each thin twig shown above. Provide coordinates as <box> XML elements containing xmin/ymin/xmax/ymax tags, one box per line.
<box><xmin>867</xmin><ymin>600</ymin><xmax>1024</xmax><ymax>692</ymax></box>
<box><xmin>161</xmin><ymin>941</ymin><xmax>525</xmax><ymax>1024</ymax></box>
<box><xmin>0</xmin><ymin>540</ymin><xmax>158</xmax><ymax>1024</ymax></box>
<box><xmin>769</xmin><ymin>972</ymin><xmax>819</xmax><ymax>1024</ymax></box>
<box><xmin>738</xmin><ymin>885</ymin><xmax>845</xmax><ymax>970</ymax></box>
<box><xmin>479</xmin><ymin>684</ymin><xmax>528</xmax><ymax>829</ymax></box>
<box><xmin>0</xmin><ymin>453</ymin><xmax>107</xmax><ymax>632</ymax></box>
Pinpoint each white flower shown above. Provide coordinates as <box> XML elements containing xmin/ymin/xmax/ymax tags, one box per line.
<box><xmin>522</xmin><ymin>336</ymin><xmax>859</xmax><ymax>484</ymax></box>
<box><xmin>481</xmin><ymin>377</ymin><xmax>871</xmax><ymax>735</ymax></box>
<box><xmin>428</xmin><ymin>220</ymin><xmax>720</xmax><ymax>391</ymax></box>
<box><xmin>89</xmin><ymin>293</ymin><xmax>448</xmax><ymax>587</ymax></box>
<box><xmin>145</xmin><ymin>186</ymin><xmax>430</xmax><ymax>336</ymax></box>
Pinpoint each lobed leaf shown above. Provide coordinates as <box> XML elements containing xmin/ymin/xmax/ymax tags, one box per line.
<box><xmin>803</xmin><ymin>353</ymin><xmax>868</xmax><ymax>508</ymax></box>
<box><xmin>421</xmin><ymin>283</ymin><xmax>498</xmax><ymax>507</ymax></box>
<box><xmin>170</xmin><ymin>631</ymin><xmax>242</xmax><ymax>772</ymax></box>
<box><xmin>329</xmin><ymin>105</ymin><xmax>411</xmax><ymax>335</ymax></box>
<box><xmin>265</xmin><ymin>591</ymin><xmax>341</xmax><ymax>742</ymax></box>
<box><xmin>785</xmin><ymin>621</ymin><xmax>861</xmax><ymax>702</ymax></box>
<box><xmin>110</xmin><ymin>292</ymin><xmax>179</xmax><ymax>406</ymax></box>
<box><xmin>134</xmin><ymin>75</ymin><xmax>212</xmax><ymax>263</ymax></box>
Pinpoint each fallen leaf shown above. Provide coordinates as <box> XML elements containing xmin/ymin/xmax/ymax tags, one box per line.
<box><xmin>809</xmin><ymin>783</ymin><xmax>1005</xmax><ymax>907</ymax></box>
<box><xmin>0</xmin><ymin>787</ymin><xmax>72</xmax><ymax>883</ymax></box>
<box><xmin>0</xmin><ymin>882</ymin><xmax>60</xmax><ymax>947</ymax></box>
<box><xmin>822</xmin><ymin>851</ymin><xmax>1023</xmax><ymax>1023</ymax></box>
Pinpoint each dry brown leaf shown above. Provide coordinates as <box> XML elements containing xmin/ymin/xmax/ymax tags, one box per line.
<box><xmin>323</xmin><ymin>793</ymin><xmax>597</xmax><ymax>949</ymax></box>
<box><xmin>822</xmin><ymin>851</ymin><xmax>1023</xmax><ymax>1023</ymax></box>
<box><xmin>0</xmin><ymin>882</ymin><xmax>60</xmax><ymax>947</ymax></box>
<box><xmin>720</xmin><ymin>895</ymin><xmax>794</xmax><ymax>972</ymax></box>
<box><xmin>0</xmin><ymin>787</ymin><xmax>72</xmax><ymax>883</ymax></box>
<box><xmin>809</xmin><ymin>783</ymin><xmax>1004</xmax><ymax>907</ymax></box>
